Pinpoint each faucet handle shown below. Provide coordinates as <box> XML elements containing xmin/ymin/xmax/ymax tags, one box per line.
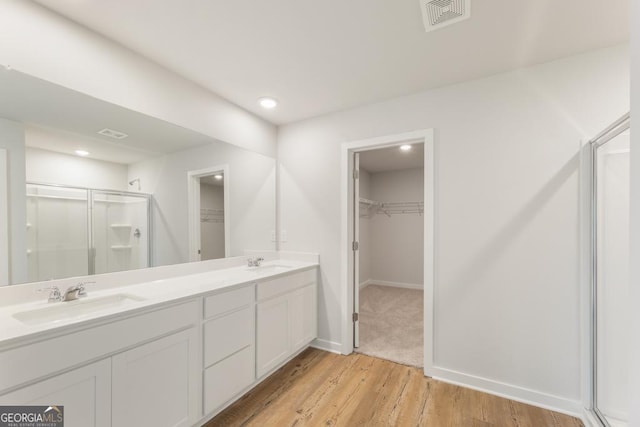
<box><xmin>76</xmin><ymin>281</ymin><xmax>95</xmax><ymax>297</ymax></box>
<box><xmin>37</xmin><ymin>286</ymin><xmax>62</xmax><ymax>303</ymax></box>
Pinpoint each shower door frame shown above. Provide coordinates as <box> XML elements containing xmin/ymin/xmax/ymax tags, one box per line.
<box><xmin>26</xmin><ymin>182</ymin><xmax>152</xmax><ymax>277</ymax></box>
<box><xmin>588</xmin><ymin>112</ymin><xmax>630</xmax><ymax>427</ymax></box>
<box><xmin>91</xmin><ymin>188</ymin><xmax>153</xmax><ymax>275</ymax></box>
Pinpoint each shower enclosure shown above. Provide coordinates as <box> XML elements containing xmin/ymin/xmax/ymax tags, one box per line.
<box><xmin>590</xmin><ymin>114</ymin><xmax>629</xmax><ymax>427</ymax></box>
<box><xmin>26</xmin><ymin>183</ymin><xmax>151</xmax><ymax>282</ymax></box>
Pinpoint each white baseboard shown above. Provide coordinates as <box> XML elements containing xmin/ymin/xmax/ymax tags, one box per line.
<box><xmin>311</xmin><ymin>338</ymin><xmax>343</xmax><ymax>354</ymax></box>
<box><xmin>367</xmin><ymin>280</ymin><xmax>423</xmax><ymax>290</ymax></box>
<box><xmin>359</xmin><ymin>279</ymin><xmax>372</xmax><ymax>289</ymax></box>
<box><xmin>430</xmin><ymin>366</ymin><xmax>582</xmax><ymax>418</ymax></box>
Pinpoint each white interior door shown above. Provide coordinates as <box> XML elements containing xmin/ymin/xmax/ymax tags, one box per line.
<box><xmin>353</xmin><ymin>152</ymin><xmax>360</xmax><ymax>348</ymax></box>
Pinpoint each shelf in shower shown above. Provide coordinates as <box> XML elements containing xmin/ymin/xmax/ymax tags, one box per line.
<box><xmin>110</xmin><ymin>224</ymin><xmax>132</xmax><ymax>229</ymax></box>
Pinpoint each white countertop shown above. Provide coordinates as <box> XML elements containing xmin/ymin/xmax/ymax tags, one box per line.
<box><xmin>0</xmin><ymin>259</ymin><xmax>318</xmax><ymax>346</ymax></box>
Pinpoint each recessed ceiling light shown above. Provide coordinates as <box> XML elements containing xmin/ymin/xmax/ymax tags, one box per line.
<box><xmin>75</xmin><ymin>150</ymin><xmax>90</xmax><ymax>157</ymax></box>
<box><xmin>214</xmin><ymin>174</ymin><xmax>223</xmax><ymax>180</ymax></box>
<box><xmin>400</xmin><ymin>144</ymin><xmax>412</xmax><ymax>151</ymax></box>
<box><xmin>258</xmin><ymin>97</ymin><xmax>278</xmax><ymax>109</ymax></box>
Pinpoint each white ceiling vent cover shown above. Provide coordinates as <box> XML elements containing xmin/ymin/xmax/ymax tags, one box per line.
<box><xmin>98</xmin><ymin>128</ymin><xmax>128</xmax><ymax>140</ymax></box>
<box><xmin>419</xmin><ymin>0</ymin><xmax>470</xmax><ymax>32</ymax></box>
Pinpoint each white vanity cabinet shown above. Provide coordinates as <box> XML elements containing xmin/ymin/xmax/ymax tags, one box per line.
<box><xmin>112</xmin><ymin>328</ymin><xmax>199</xmax><ymax>427</ymax></box>
<box><xmin>202</xmin><ymin>285</ymin><xmax>255</xmax><ymax>415</ymax></box>
<box><xmin>0</xmin><ymin>359</ymin><xmax>112</xmax><ymax>427</ymax></box>
<box><xmin>256</xmin><ymin>269</ymin><xmax>317</xmax><ymax>378</ymax></box>
<box><xmin>0</xmin><ymin>262</ymin><xmax>319</xmax><ymax>426</ymax></box>
<box><xmin>0</xmin><ymin>300</ymin><xmax>200</xmax><ymax>427</ymax></box>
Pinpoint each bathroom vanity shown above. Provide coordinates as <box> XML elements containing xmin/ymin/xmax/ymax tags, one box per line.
<box><xmin>0</xmin><ymin>257</ymin><xmax>318</xmax><ymax>427</ymax></box>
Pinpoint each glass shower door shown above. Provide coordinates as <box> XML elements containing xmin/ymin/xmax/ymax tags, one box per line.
<box><xmin>26</xmin><ymin>184</ymin><xmax>89</xmax><ymax>282</ymax></box>
<box><xmin>92</xmin><ymin>191</ymin><xmax>150</xmax><ymax>275</ymax></box>
<box><xmin>593</xmin><ymin>125</ymin><xmax>630</xmax><ymax>427</ymax></box>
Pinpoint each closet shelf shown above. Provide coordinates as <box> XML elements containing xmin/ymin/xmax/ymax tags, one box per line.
<box><xmin>201</xmin><ymin>208</ymin><xmax>225</xmax><ymax>223</ymax></box>
<box><xmin>359</xmin><ymin>198</ymin><xmax>423</xmax><ymax>217</ymax></box>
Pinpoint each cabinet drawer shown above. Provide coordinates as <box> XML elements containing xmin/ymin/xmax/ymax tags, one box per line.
<box><xmin>203</xmin><ymin>345</ymin><xmax>254</xmax><ymax>415</ymax></box>
<box><xmin>204</xmin><ymin>285</ymin><xmax>254</xmax><ymax>319</ymax></box>
<box><xmin>257</xmin><ymin>268</ymin><xmax>316</xmax><ymax>301</ymax></box>
<box><xmin>204</xmin><ymin>306</ymin><xmax>253</xmax><ymax>367</ymax></box>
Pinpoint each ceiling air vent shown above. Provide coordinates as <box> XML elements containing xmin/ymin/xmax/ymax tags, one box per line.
<box><xmin>98</xmin><ymin>128</ymin><xmax>128</xmax><ymax>140</ymax></box>
<box><xmin>419</xmin><ymin>0</ymin><xmax>470</xmax><ymax>32</ymax></box>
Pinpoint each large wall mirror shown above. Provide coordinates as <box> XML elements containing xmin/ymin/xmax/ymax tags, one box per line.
<box><xmin>0</xmin><ymin>69</ymin><xmax>276</xmax><ymax>286</ymax></box>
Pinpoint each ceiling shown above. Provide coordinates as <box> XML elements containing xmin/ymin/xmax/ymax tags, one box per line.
<box><xmin>359</xmin><ymin>144</ymin><xmax>424</xmax><ymax>173</ymax></box>
<box><xmin>0</xmin><ymin>68</ymin><xmax>214</xmax><ymax>164</ymax></box>
<box><xmin>35</xmin><ymin>0</ymin><xmax>628</xmax><ymax>125</ymax></box>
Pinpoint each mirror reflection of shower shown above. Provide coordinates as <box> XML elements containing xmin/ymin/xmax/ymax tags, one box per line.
<box><xmin>26</xmin><ymin>183</ymin><xmax>151</xmax><ymax>282</ymax></box>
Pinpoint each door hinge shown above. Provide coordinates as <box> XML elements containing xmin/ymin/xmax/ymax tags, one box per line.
<box><xmin>352</xmin><ymin>241</ymin><xmax>359</xmax><ymax>251</ymax></box>
<box><xmin>352</xmin><ymin>312</ymin><xmax>359</xmax><ymax>322</ymax></box>
<box><xmin>353</xmin><ymin>169</ymin><xmax>359</xmax><ymax>180</ymax></box>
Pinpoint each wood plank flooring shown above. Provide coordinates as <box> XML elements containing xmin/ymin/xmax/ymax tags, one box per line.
<box><xmin>204</xmin><ymin>348</ymin><xmax>583</xmax><ymax>427</ymax></box>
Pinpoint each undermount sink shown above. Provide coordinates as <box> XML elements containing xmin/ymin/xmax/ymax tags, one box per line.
<box><xmin>245</xmin><ymin>264</ymin><xmax>294</xmax><ymax>274</ymax></box>
<box><xmin>13</xmin><ymin>294</ymin><xmax>146</xmax><ymax>326</ymax></box>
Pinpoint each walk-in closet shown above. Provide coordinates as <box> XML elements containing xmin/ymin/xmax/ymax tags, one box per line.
<box><xmin>355</xmin><ymin>143</ymin><xmax>424</xmax><ymax>367</ymax></box>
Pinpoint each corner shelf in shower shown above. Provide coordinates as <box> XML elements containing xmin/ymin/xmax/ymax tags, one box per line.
<box><xmin>110</xmin><ymin>224</ymin><xmax>132</xmax><ymax>229</ymax></box>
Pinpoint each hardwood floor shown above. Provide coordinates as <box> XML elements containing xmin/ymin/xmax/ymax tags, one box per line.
<box><xmin>204</xmin><ymin>348</ymin><xmax>583</xmax><ymax>427</ymax></box>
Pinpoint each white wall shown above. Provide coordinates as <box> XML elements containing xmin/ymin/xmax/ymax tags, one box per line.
<box><xmin>628</xmin><ymin>4</ymin><xmax>640</xmax><ymax>426</ymax></box>
<box><xmin>0</xmin><ymin>119</ymin><xmax>27</xmax><ymax>284</ymax></box>
<box><xmin>200</xmin><ymin>183</ymin><xmax>225</xmax><ymax>260</ymax></box>
<box><xmin>129</xmin><ymin>142</ymin><xmax>275</xmax><ymax>268</ymax></box>
<box><xmin>25</xmin><ymin>147</ymin><xmax>128</xmax><ymax>191</ymax></box>
<box><xmin>0</xmin><ymin>0</ymin><xmax>277</xmax><ymax>157</ymax></box>
<box><xmin>278</xmin><ymin>45</ymin><xmax>629</xmax><ymax>413</ymax></box>
<box><xmin>369</xmin><ymin>168</ymin><xmax>424</xmax><ymax>287</ymax></box>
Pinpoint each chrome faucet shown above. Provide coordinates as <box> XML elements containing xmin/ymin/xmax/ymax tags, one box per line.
<box><xmin>62</xmin><ymin>281</ymin><xmax>94</xmax><ymax>301</ymax></box>
<box><xmin>247</xmin><ymin>257</ymin><xmax>265</xmax><ymax>267</ymax></box>
<box><xmin>39</xmin><ymin>281</ymin><xmax>95</xmax><ymax>303</ymax></box>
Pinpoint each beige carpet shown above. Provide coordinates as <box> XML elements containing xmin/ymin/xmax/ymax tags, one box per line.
<box><xmin>356</xmin><ymin>284</ymin><xmax>424</xmax><ymax>368</ymax></box>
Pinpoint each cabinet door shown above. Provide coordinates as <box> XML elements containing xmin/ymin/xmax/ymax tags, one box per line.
<box><xmin>291</xmin><ymin>284</ymin><xmax>317</xmax><ymax>351</ymax></box>
<box><xmin>0</xmin><ymin>359</ymin><xmax>111</xmax><ymax>427</ymax></box>
<box><xmin>256</xmin><ymin>294</ymin><xmax>290</xmax><ymax>378</ymax></box>
<box><xmin>112</xmin><ymin>328</ymin><xmax>199</xmax><ymax>427</ymax></box>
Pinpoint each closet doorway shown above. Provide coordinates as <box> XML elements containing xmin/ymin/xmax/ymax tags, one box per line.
<box><xmin>187</xmin><ymin>165</ymin><xmax>229</xmax><ymax>261</ymax></box>
<box><xmin>342</xmin><ymin>129</ymin><xmax>434</xmax><ymax>373</ymax></box>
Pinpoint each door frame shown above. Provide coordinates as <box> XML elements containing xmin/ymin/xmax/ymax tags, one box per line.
<box><xmin>0</xmin><ymin>148</ymin><xmax>8</xmax><ymax>285</ymax></box>
<box><xmin>340</xmin><ymin>129</ymin><xmax>435</xmax><ymax>376</ymax></box>
<box><xmin>187</xmin><ymin>165</ymin><xmax>230</xmax><ymax>262</ymax></box>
